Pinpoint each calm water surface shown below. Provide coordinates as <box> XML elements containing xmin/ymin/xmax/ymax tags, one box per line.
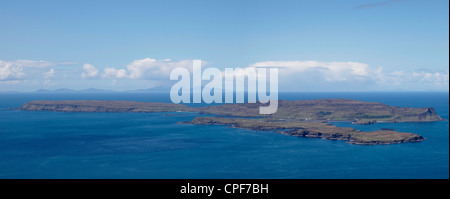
<box><xmin>0</xmin><ymin>92</ymin><xmax>448</xmax><ymax>179</ymax></box>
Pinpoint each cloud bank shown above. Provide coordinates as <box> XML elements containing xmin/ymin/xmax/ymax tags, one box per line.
<box><xmin>1</xmin><ymin>58</ymin><xmax>448</xmax><ymax>92</ymax></box>
<box><xmin>236</xmin><ymin>60</ymin><xmax>448</xmax><ymax>91</ymax></box>
<box><xmin>80</xmin><ymin>58</ymin><xmax>197</xmax><ymax>80</ymax></box>
<box><xmin>0</xmin><ymin>60</ymin><xmax>65</xmax><ymax>81</ymax></box>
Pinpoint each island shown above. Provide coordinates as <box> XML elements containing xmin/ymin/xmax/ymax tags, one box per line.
<box><xmin>18</xmin><ymin>99</ymin><xmax>445</xmax><ymax>145</ymax></box>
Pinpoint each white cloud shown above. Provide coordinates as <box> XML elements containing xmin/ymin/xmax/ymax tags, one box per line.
<box><xmin>102</xmin><ymin>67</ymin><xmax>127</xmax><ymax>79</ymax></box>
<box><xmin>81</xmin><ymin>63</ymin><xmax>99</xmax><ymax>79</ymax></box>
<box><xmin>249</xmin><ymin>60</ymin><xmax>375</xmax><ymax>82</ymax></box>
<box><xmin>43</xmin><ymin>68</ymin><xmax>55</xmax><ymax>79</ymax></box>
<box><xmin>241</xmin><ymin>60</ymin><xmax>449</xmax><ymax>91</ymax></box>
<box><xmin>0</xmin><ymin>61</ymin><xmax>25</xmax><ymax>81</ymax></box>
<box><xmin>1</xmin><ymin>59</ymin><xmax>74</xmax><ymax>81</ymax></box>
<box><xmin>78</xmin><ymin>58</ymin><xmax>197</xmax><ymax>81</ymax></box>
<box><xmin>81</xmin><ymin>58</ymin><xmax>198</xmax><ymax>81</ymax></box>
<box><xmin>385</xmin><ymin>70</ymin><xmax>449</xmax><ymax>89</ymax></box>
<box><xmin>126</xmin><ymin>58</ymin><xmax>195</xmax><ymax>80</ymax></box>
<box><xmin>79</xmin><ymin>58</ymin><xmax>197</xmax><ymax>81</ymax></box>
<box><xmin>242</xmin><ymin>61</ymin><xmax>380</xmax><ymax>91</ymax></box>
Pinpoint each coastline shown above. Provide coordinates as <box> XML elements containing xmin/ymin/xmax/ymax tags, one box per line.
<box><xmin>16</xmin><ymin>98</ymin><xmax>444</xmax><ymax>145</ymax></box>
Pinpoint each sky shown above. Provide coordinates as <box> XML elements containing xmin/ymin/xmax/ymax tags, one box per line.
<box><xmin>0</xmin><ymin>0</ymin><xmax>448</xmax><ymax>92</ymax></box>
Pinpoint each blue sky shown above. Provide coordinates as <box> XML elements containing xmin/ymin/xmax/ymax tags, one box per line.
<box><xmin>0</xmin><ymin>0</ymin><xmax>448</xmax><ymax>91</ymax></box>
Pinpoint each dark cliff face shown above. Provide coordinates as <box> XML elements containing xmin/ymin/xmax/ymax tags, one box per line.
<box><xmin>395</xmin><ymin>107</ymin><xmax>443</xmax><ymax>122</ymax></box>
<box><xmin>423</xmin><ymin>107</ymin><xmax>442</xmax><ymax>120</ymax></box>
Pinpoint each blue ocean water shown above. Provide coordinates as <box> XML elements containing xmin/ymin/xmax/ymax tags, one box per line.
<box><xmin>0</xmin><ymin>92</ymin><xmax>448</xmax><ymax>179</ymax></box>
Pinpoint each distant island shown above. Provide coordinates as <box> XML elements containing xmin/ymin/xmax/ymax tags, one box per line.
<box><xmin>18</xmin><ymin>99</ymin><xmax>445</xmax><ymax>145</ymax></box>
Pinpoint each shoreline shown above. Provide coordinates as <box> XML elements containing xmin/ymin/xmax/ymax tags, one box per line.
<box><xmin>16</xmin><ymin>99</ymin><xmax>445</xmax><ymax>145</ymax></box>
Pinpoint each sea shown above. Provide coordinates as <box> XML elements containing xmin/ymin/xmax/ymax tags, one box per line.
<box><xmin>0</xmin><ymin>92</ymin><xmax>448</xmax><ymax>179</ymax></box>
